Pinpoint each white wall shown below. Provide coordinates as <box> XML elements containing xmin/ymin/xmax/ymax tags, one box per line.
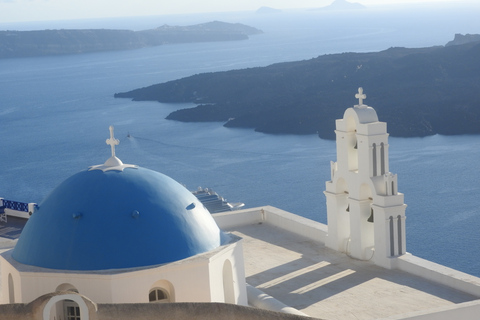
<box><xmin>391</xmin><ymin>300</ymin><xmax>480</xmax><ymax>320</ymax></box>
<box><xmin>213</xmin><ymin>206</ymin><xmax>327</xmax><ymax>244</ymax></box>
<box><xmin>395</xmin><ymin>254</ymin><xmax>480</xmax><ymax>297</ymax></box>
<box><xmin>0</xmin><ymin>241</ymin><xmax>247</xmax><ymax>305</ymax></box>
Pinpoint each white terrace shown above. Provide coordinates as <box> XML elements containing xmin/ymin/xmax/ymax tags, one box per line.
<box><xmin>213</xmin><ymin>206</ymin><xmax>480</xmax><ymax>320</ymax></box>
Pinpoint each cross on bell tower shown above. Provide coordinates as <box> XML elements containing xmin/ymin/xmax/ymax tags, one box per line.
<box><xmin>355</xmin><ymin>87</ymin><xmax>366</xmax><ymax>107</ymax></box>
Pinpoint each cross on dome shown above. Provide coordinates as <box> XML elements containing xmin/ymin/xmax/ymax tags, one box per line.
<box><xmin>106</xmin><ymin>125</ymin><xmax>119</xmax><ymax>158</ymax></box>
<box><xmin>355</xmin><ymin>87</ymin><xmax>367</xmax><ymax>107</ymax></box>
<box><xmin>89</xmin><ymin>125</ymin><xmax>138</xmax><ymax>172</ymax></box>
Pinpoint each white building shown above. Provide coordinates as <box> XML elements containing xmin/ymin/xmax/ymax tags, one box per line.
<box><xmin>324</xmin><ymin>87</ymin><xmax>407</xmax><ymax>268</ymax></box>
<box><xmin>0</xmin><ymin>127</ymin><xmax>248</xmax><ymax>320</ymax></box>
<box><xmin>1</xmin><ymin>89</ymin><xmax>480</xmax><ymax>320</ymax></box>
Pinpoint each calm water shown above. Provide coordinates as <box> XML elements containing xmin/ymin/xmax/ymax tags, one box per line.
<box><xmin>1</xmin><ymin>4</ymin><xmax>480</xmax><ymax>276</ymax></box>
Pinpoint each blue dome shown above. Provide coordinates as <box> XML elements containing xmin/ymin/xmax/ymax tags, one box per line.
<box><xmin>12</xmin><ymin>167</ymin><xmax>224</xmax><ymax>271</ymax></box>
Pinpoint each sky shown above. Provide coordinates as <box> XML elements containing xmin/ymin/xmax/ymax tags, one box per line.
<box><xmin>0</xmin><ymin>0</ymin><xmax>468</xmax><ymax>24</ymax></box>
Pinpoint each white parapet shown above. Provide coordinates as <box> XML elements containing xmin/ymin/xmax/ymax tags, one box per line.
<box><xmin>213</xmin><ymin>206</ymin><xmax>327</xmax><ymax>244</ymax></box>
<box><xmin>395</xmin><ymin>254</ymin><xmax>480</xmax><ymax>297</ymax></box>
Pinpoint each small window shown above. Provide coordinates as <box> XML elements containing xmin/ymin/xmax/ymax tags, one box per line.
<box><xmin>64</xmin><ymin>301</ymin><xmax>81</xmax><ymax>320</ymax></box>
<box><xmin>149</xmin><ymin>288</ymin><xmax>168</xmax><ymax>303</ymax></box>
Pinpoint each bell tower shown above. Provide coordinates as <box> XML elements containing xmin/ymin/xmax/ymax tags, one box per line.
<box><xmin>324</xmin><ymin>88</ymin><xmax>407</xmax><ymax>268</ymax></box>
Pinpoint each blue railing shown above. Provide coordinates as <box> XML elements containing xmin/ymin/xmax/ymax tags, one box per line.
<box><xmin>1</xmin><ymin>199</ymin><xmax>29</xmax><ymax>212</ymax></box>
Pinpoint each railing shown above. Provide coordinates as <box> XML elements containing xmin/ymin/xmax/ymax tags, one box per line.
<box><xmin>1</xmin><ymin>199</ymin><xmax>29</xmax><ymax>212</ymax></box>
<box><xmin>0</xmin><ymin>198</ymin><xmax>36</xmax><ymax>219</ymax></box>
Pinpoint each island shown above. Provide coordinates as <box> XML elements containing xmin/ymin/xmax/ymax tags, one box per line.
<box><xmin>0</xmin><ymin>21</ymin><xmax>263</xmax><ymax>59</ymax></box>
<box><xmin>114</xmin><ymin>34</ymin><xmax>480</xmax><ymax>140</ymax></box>
<box><xmin>314</xmin><ymin>0</ymin><xmax>366</xmax><ymax>11</ymax></box>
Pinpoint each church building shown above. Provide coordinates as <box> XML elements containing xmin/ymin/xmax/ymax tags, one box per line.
<box><xmin>1</xmin><ymin>89</ymin><xmax>480</xmax><ymax>320</ymax></box>
<box><xmin>0</xmin><ymin>126</ymin><xmax>248</xmax><ymax>319</ymax></box>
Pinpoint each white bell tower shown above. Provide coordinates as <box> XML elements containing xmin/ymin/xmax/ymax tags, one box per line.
<box><xmin>324</xmin><ymin>88</ymin><xmax>407</xmax><ymax>269</ymax></box>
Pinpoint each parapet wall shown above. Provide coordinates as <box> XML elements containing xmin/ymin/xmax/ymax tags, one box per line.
<box><xmin>213</xmin><ymin>206</ymin><xmax>327</xmax><ymax>244</ymax></box>
<box><xmin>389</xmin><ymin>300</ymin><xmax>480</xmax><ymax>320</ymax></box>
<box><xmin>395</xmin><ymin>254</ymin><xmax>480</xmax><ymax>297</ymax></box>
<box><xmin>0</xmin><ymin>294</ymin><xmax>316</xmax><ymax>320</ymax></box>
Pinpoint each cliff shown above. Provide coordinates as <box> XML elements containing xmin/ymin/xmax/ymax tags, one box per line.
<box><xmin>0</xmin><ymin>21</ymin><xmax>262</xmax><ymax>59</ymax></box>
<box><xmin>445</xmin><ymin>33</ymin><xmax>480</xmax><ymax>46</ymax></box>
<box><xmin>114</xmin><ymin>35</ymin><xmax>480</xmax><ymax>139</ymax></box>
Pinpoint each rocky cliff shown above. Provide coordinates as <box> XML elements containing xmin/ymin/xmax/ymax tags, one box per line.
<box><xmin>115</xmin><ymin>35</ymin><xmax>480</xmax><ymax>140</ymax></box>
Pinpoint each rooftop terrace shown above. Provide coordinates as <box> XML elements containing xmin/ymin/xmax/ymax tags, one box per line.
<box><xmin>217</xmin><ymin>207</ymin><xmax>479</xmax><ymax>320</ymax></box>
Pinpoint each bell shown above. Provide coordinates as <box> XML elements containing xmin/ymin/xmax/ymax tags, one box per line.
<box><xmin>353</xmin><ymin>141</ymin><xmax>358</xmax><ymax>149</ymax></box>
<box><xmin>367</xmin><ymin>208</ymin><xmax>374</xmax><ymax>223</ymax></box>
<box><xmin>346</xmin><ymin>204</ymin><xmax>350</xmax><ymax>212</ymax></box>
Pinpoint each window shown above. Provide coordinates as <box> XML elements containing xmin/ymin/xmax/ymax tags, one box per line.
<box><xmin>64</xmin><ymin>301</ymin><xmax>81</xmax><ymax>320</ymax></box>
<box><xmin>149</xmin><ymin>288</ymin><xmax>169</xmax><ymax>303</ymax></box>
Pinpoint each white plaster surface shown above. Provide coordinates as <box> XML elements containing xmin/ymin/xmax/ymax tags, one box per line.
<box><xmin>224</xmin><ymin>222</ymin><xmax>478</xmax><ymax>320</ymax></box>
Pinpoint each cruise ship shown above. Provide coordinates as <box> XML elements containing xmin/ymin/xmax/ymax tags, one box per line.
<box><xmin>192</xmin><ymin>187</ymin><xmax>245</xmax><ymax>213</ymax></box>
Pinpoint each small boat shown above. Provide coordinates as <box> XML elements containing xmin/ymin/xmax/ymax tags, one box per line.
<box><xmin>191</xmin><ymin>187</ymin><xmax>244</xmax><ymax>213</ymax></box>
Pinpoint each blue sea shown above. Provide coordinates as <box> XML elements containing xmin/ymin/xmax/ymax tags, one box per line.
<box><xmin>1</xmin><ymin>3</ymin><xmax>480</xmax><ymax>276</ymax></box>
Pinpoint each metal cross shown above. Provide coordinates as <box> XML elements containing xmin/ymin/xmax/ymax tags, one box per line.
<box><xmin>106</xmin><ymin>125</ymin><xmax>119</xmax><ymax>157</ymax></box>
<box><xmin>355</xmin><ymin>87</ymin><xmax>366</xmax><ymax>106</ymax></box>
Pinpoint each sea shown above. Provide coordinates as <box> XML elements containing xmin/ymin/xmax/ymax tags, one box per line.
<box><xmin>1</xmin><ymin>2</ymin><xmax>480</xmax><ymax>276</ymax></box>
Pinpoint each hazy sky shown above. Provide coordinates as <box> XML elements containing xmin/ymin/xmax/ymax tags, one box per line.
<box><xmin>0</xmin><ymin>0</ymin><xmax>468</xmax><ymax>23</ymax></box>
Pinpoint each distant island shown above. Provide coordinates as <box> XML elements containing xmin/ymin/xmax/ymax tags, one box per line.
<box><xmin>313</xmin><ymin>0</ymin><xmax>366</xmax><ymax>11</ymax></box>
<box><xmin>0</xmin><ymin>21</ymin><xmax>262</xmax><ymax>59</ymax></box>
<box><xmin>114</xmin><ymin>34</ymin><xmax>480</xmax><ymax>140</ymax></box>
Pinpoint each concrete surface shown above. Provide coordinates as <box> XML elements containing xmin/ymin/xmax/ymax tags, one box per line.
<box><xmin>227</xmin><ymin>223</ymin><xmax>478</xmax><ymax>320</ymax></box>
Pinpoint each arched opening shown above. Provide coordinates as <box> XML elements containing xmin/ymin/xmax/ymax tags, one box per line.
<box><xmin>335</xmin><ymin>178</ymin><xmax>348</xmax><ymax>195</ymax></box>
<box><xmin>149</xmin><ymin>288</ymin><xmax>169</xmax><ymax>303</ymax></box>
<box><xmin>397</xmin><ymin>215</ymin><xmax>403</xmax><ymax>254</ymax></box>
<box><xmin>346</xmin><ymin>115</ymin><xmax>357</xmax><ymax>132</ymax></box>
<box><xmin>380</xmin><ymin>143</ymin><xmax>386</xmax><ymax>175</ymax></box>
<box><xmin>359</xmin><ymin>184</ymin><xmax>373</xmax><ymax>201</ymax></box>
<box><xmin>333</xmin><ymin>178</ymin><xmax>350</xmax><ymax>244</ymax></box>
<box><xmin>389</xmin><ymin>216</ymin><xmax>395</xmax><ymax>256</ymax></box>
<box><xmin>359</xmin><ymin>184</ymin><xmax>374</xmax><ymax>251</ymax></box>
<box><xmin>346</xmin><ymin>117</ymin><xmax>358</xmax><ymax>172</ymax></box>
<box><xmin>223</xmin><ymin>259</ymin><xmax>236</xmax><ymax>304</ymax></box>
<box><xmin>8</xmin><ymin>273</ymin><xmax>14</xmax><ymax>303</ymax></box>
<box><xmin>372</xmin><ymin>143</ymin><xmax>377</xmax><ymax>176</ymax></box>
<box><xmin>149</xmin><ymin>280</ymin><xmax>174</xmax><ymax>303</ymax></box>
<box><xmin>51</xmin><ymin>286</ymin><xmax>81</xmax><ymax>320</ymax></box>
<box><xmin>43</xmin><ymin>294</ymin><xmax>89</xmax><ymax>320</ymax></box>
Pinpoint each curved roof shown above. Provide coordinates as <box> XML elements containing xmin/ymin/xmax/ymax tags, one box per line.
<box><xmin>12</xmin><ymin>167</ymin><xmax>224</xmax><ymax>271</ymax></box>
<box><xmin>343</xmin><ymin>105</ymin><xmax>379</xmax><ymax>124</ymax></box>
